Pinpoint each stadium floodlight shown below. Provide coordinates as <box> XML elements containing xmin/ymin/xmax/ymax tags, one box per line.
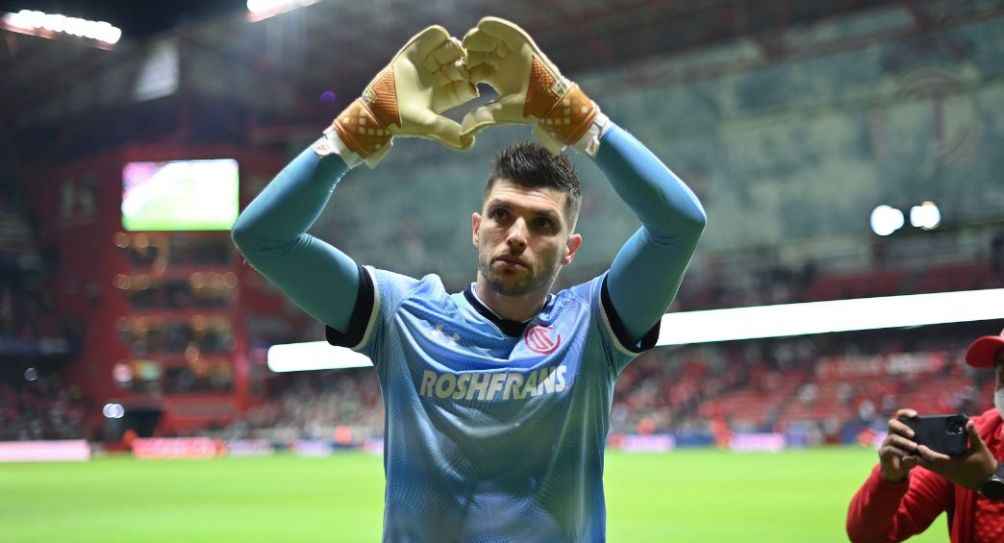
<box><xmin>2</xmin><ymin>10</ymin><xmax>121</xmax><ymax>48</ymax></box>
<box><xmin>268</xmin><ymin>288</ymin><xmax>1004</xmax><ymax>371</ymax></box>
<box><xmin>870</xmin><ymin>204</ymin><xmax>904</xmax><ymax>236</ymax></box>
<box><xmin>909</xmin><ymin>201</ymin><xmax>941</xmax><ymax>230</ymax></box>
<box><xmin>102</xmin><ymin>403</ymin><xmax>125</xmax><ymax>419</ymax></box>
<box><xmin>246</xmin><ymin>0</ymin><xmax>323</xmax><ymax>22</ymax></box>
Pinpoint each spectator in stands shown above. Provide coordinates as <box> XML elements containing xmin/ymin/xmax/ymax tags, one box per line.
<box><xmin>847</xmin><ymin>330</ymin><xmax>1004</xmax><ymax>542</ymax></box>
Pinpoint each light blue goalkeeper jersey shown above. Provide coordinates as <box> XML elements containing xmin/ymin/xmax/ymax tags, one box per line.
<box><xmin>326</xmin><ymin>267</ymin><xmax>657</xmax><ymax>542</ymax></box>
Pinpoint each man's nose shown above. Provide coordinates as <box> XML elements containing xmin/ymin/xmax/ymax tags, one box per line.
<box><xmin>505</xmin><ymin>219</ymin><xmax>528</xmax><ymax>252</ymax></box>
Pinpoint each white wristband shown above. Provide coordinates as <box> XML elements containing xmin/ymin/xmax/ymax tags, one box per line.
<box><xmin>571</xmin><ymin>110</ymin><xmax>610</xmax><ymax>158</ymax></box>
<box><xmin>313</xmin><ymin>127</ymin><xmax>364</xmax><ymax>168</ymax></box>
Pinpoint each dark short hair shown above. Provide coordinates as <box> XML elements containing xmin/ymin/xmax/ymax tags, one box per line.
<box><xmin>484</xmin><ymin>141</ymin><xmax>583</xmax><ymax>230</ymax></box>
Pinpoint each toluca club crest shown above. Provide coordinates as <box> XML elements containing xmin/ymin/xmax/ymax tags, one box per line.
<box><xmin>523</xmin><ymin>323</ymin><xmax>561</xmax><ymax>354</ymax></box>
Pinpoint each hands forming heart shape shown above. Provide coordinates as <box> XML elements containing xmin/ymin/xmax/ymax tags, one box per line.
<box><xmin>329</xmin><ymin>17</ymin><xmax>601</xmax><ymax>167</ymax></box>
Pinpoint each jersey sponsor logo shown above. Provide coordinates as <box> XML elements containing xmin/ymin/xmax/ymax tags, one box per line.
<box><xmin>418</xmin><ymin>365</ymin><xmax>568</xmax><ymax>402</ymax></box>
<box><xmin>523</xmin><ymin>323</ymin><xmax>561</xmax><ymax>354</ymax></box>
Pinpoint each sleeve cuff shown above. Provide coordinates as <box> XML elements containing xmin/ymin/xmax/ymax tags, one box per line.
<box><xmin>571</xmin><ymin>110</ymin><xmax>610</xmax><ymax>158</ymax></box>
<box><xmin>600</xmin><ymin>275</ymin><xmax>660</xmax><ymax>354</ymax></box>
<box><xmin>312</xmin><ymin>128</ymin><xmax>358</xmax><ymax>168</ymax></box>
<box><xmin>325</xmin><ymin>264</ymin><xmax>377</xmax><ymax>349</ymax></box>
<box><xmin>317</xmin><ymin>127</ymin><xmax>393</xmax><ymax>169</ymax></box>
<box><xmin>870</xmin><ymin>464</ymin><xmax>911</xmax><ymax>491</ymax></box>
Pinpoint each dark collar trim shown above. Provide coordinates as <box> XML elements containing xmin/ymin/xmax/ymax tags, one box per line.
<box><xmin>463</xmin><ymin>286</ymin><xmax>529</xmax><ymax>338</ymax></box>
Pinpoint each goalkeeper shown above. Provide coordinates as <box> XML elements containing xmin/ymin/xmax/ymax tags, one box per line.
<box><xmin>233</xmin><ymin>18</ymin><xmax>706</xmax><ymax>542</ymax></box>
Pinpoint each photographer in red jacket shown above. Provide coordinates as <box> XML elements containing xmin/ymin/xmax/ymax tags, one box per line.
<box><xmin>847</xmin><ymin>330</ymin><xmax>1004</xmax><ymax>542</ymax></box>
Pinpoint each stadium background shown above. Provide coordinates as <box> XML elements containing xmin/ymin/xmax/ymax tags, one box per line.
<box><xmin>2</xmin><ymin>0</ymin><xmax>1004</xmax><ymax>541</ymax></box>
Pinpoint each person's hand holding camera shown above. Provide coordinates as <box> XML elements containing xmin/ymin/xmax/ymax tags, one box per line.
<box><xmin>879</xmin><ymin>408</ymin><xmax>997</xmax><ymax>489</ymax></box>
<box><xmin>878</xmin><ymin>408</ymin><xmax>923</xmax><ymax>482</ymax></box>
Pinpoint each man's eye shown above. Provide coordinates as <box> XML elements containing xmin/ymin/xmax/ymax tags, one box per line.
<box><xmin>534</xmin><ymin>218</ymin><xmax>555</xmax><ymax>231</ymax></box>
<box><xmin>491</xmin><ymin>209</ymin><xmax>509</xmax><ymax>220</ymax></box>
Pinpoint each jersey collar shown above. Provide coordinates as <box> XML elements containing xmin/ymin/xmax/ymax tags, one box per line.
<box><xmin>463</xmin><ymin>284</ymin><xmax>553</xmax><ymax>338</ymax></box>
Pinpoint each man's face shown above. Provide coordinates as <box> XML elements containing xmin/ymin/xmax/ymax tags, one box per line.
<box><xmin>472</xmin><ymin>178</ymin><xmax>582</xmax><ymax>297</ymax></box>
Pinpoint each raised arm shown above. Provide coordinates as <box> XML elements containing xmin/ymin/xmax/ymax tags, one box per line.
<box><xmin>232</xmin><ymin>25</ymin><xmax>478</xmax><ymax>333</ymax></box>
<box><xmin>459</xmin><ymin>16</ymin><xmax>705</xmax><ymax>344</ymax></box>
<box><xmin>596</xmin><ymin>125</ymin><xmax>706</xmax><ymax>343</ymax></box>
<box><xmin>232</xmin><ymin>150</ymin><xmax>360</xmax><ymax>331</ymax></box>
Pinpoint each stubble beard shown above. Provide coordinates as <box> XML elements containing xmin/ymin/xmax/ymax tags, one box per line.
<box><xmin>477</xmin><ymin>250</ymin><xmax>560</xmax><ymax>297</ymax></box>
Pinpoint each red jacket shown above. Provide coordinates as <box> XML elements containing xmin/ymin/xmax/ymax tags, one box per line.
<box><xmin>846</xmin><ymin>409</ymin><xmax>1003</xmax><ymax>543</ymax></box>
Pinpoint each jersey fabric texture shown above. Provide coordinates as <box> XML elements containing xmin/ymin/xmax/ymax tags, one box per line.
<box><xmin>327</xmin><ymin>266</ymin><xmax>657</xmax><ymax>542</ymax></box>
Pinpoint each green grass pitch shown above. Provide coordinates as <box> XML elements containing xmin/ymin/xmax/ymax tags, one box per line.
<box><xmin>1</xmin><ymin>447</ymin><xmax>946</xmax><ymax>542</ymax></box>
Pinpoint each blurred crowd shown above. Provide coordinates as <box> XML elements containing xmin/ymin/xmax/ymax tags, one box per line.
<box><xmin>0</xmin><ymin>272</ymin><xmax>68</xmax><ymax>347</ymax></box>
<box><xmin>121</xmin><ymin>276</ymin><xmax>235</xmax><ymax>310</ymax></box>
<box><xmin>674</xmin><ymin>237</ymin><xmax>1004</xmax><ymax>312</ymax></box>
<box><xmin>117</xmin><ymin>233</ymin><xmax>232</xmax><ymax>267</ymax></box>
<box><xmin>0</xmin><ymin>369</ymin><xmax>90</xmax><ymax>441</ymax></box>
<box><xmin>0</xmin><ymin>180</ymin><xmax>75</xmax><ymax>355</ymax></box>
<box><xmin>116</xmin><ymin>316</ymin><xmax>233</xmax><ymax>356</ymax></box>
<box><xmin>228</xmin><ymin>368</ymin><xmax>384</xmax><ymax>444</ymax></box>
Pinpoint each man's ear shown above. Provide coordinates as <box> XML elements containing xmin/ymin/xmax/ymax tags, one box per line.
<box><xmin>472</xmin><ymin>212</ymin><xmax>481</xmax><ymax>247</ymax></box>
<box><xmin>561</xmin><ymin>233</ymin><xmax>583</xmax><ymax>266</ymax></box>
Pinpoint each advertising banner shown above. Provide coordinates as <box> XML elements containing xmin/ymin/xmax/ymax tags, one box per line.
<box><xmin>0</xmin><ymin>440</ymin><xmax>90</xmax><ymax>462</ymax></box>
<box><xmin>132</xmin><ymin>437</ymin><xmax>221</xmax><ymax>459</ymax></box>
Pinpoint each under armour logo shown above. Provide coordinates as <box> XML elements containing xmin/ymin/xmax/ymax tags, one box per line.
<box><xmin>311</xmin><ymin>137</ymin><xmax>335</xmax><ymax>157</ymax></box>
<box><xmin>432</xmin><ymin>322</ymin><xmax>460</xmax><ymax>345</ymax></box>
<box><xmin>523</xmin><ymin>323</ymin><xmax>561</xmax><ymax>354</ymax></box>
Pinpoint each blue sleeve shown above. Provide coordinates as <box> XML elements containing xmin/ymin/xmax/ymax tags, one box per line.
<box><xmin>593</xmin><ymin>124</ymin><xmax>707</xmax><ymax>344</ymax></box>
<box><xmin>231</xmin><ymin>146</ymin><xmax>363</xmax><ymax>334</ymax></box>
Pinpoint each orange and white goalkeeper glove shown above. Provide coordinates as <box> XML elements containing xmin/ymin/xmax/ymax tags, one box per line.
<box><xmin>459</xmin><ymin>17</ymin><xmax>609</xmax><ymax>156</ymax></box>
<box><xmin>318</xmin><ymin>26</ymin><xmax>479</xmax><ymax>168</ymax></box>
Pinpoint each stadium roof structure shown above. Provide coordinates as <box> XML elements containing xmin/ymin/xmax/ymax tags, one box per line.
<box><xmin>3</xmin><ymin>0</ymin><xmax>999</xmax><ymax>164</ymax></box>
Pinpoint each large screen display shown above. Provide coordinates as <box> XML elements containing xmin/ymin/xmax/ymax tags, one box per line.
<box><xmin>122</xmin><ymin>159</ymin><xmax>239</xmax><ymax>231</ymax></box>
